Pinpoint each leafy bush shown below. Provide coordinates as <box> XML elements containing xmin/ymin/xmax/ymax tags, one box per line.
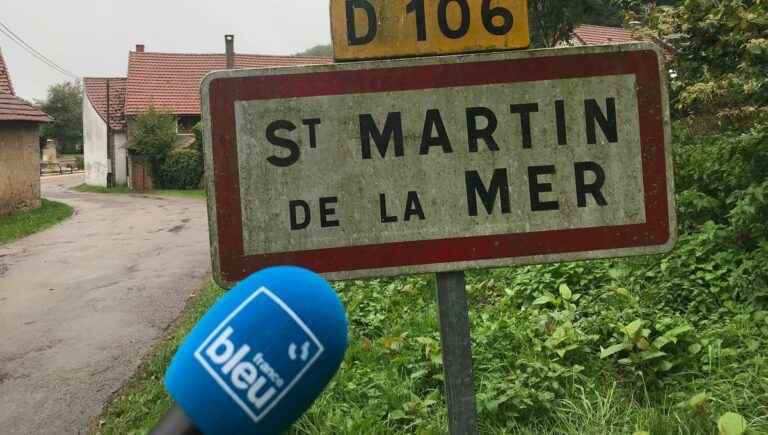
<box><xmin>647</xmin><ymin>0</ymin><xmax>768</xmax><ymax>122</ymax></box>
<box><xmin>599</xmin><ymin>317</ymin><xmax>699</xmax><ymax>381</ymax></box>
<box><xmin>128</xmin><ymin>107</ymin><xmax>177</xmax><ymax>179</ymax></box>
<box><xmin>192</xmin><ymin>121</ymin><xmax>204</xmax><ymax>158</ymax></box>
<box><xmin>673</xmin><ymin>121</ymin><xmax>768</xmax><ymax>249</ymax></box>
<box><xmin>159</xmin><ymin>149</ymin><xmax>203</xmax><ymax>190</ymax></box>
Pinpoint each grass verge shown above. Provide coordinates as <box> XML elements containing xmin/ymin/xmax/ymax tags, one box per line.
<box><xmin>93</xmin><ymin>282</ymin><xmax>224</xmax><ymax>434</ymax></box>
<box><xmin>73</xmin><ymin>184</ymin><xmax>131</xmax><ymax>194</ymax></box>
<box><xmin>73</xmin><ymin>184</ymin><xmax>205</xmax><ymax>199</ymax></box>
<box><xmin>0</xmin><ymin>199</ymin><xmax>73</xmax><ymax>245</ymax></box>
<box><xmin>152</xmin><ymin>189</ymin><xmax>207</xmax><ymax>199</ymax></box>
<box><xmin>94</xmin><ymin>269</ymin><xmax>768</xmax><ymax>435</ymax></box>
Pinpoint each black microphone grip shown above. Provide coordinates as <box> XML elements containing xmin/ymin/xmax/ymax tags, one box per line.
<box><xmin>149</xmin><ymin>403</ymin><xmax>202</xmax><ymax>435</ymax></box>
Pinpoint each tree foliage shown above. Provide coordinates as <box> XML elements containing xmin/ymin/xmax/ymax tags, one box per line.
<box><xmin>38</xmin><ymin>80</ymin><xmax>83</xmax><ymax>151</ymax></box>
<box><xmin>646</xmin><ymin>0</ymin><xmax>768</xmax><ymax>123</ymax></box>
<box><xmin>295</xmin><ymin>44</ymin><xmax>332</xmax><ymax>57</ymax></box>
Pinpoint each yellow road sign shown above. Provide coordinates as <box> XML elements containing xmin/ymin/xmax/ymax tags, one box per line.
<box><xmin>330</xmin><ymin>0</ymin><xmax>529</xmax><ymax>61</ymax></box>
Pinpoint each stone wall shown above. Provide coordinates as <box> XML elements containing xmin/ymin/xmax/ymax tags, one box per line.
<box><xmin>0</xmin><ymin>122</ymin><xmax>41</xmax><ymax>216</ymax></box>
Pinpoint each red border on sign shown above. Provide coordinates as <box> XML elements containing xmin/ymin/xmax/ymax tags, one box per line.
<box><xmin>208</xmin><ymin>50</ymin><xmax>669</xmax><ymax>283</ymax></box>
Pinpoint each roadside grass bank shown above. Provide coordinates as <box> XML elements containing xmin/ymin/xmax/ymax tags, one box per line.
<box><xmin>0</xmin><ymin>199</ymin><xmax>73</xmax><ymax>245</ymax></box>
<box><xmin>93</xmin><ymin>282</ymin><xmax>225</xmax><ymax>434</ymax></box>
<box><xmin>95</xmin><ymin>266</ymin><xmax>767</xmax><ymax>434</ymax></box>
<box><xmin>73</xmin><ymin>184</ymin><xmax>205</xmax><ymax>199</ymax></box>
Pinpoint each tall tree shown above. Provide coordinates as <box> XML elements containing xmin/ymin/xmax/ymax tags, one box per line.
<box><xmin>38</xmin><ymin>80</ymin><xmax>83</xmax><ymax>152</ymax></box>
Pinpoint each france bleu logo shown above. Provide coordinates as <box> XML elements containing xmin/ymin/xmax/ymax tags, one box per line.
<box><xmin>194</xmin><ymin>287</ymin><xmax>324</xmax><ymax>423</ymax></box>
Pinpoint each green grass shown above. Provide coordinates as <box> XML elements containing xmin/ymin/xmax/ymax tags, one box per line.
<box><xmin>152</xmin><ymin>189</ymin><xmax>207</xmax><ymax>199</ymax></box>
<box><xmin>0</xmin><ymin>199</ymin><xmax>73</xmax><ymax>245</ymax></box>
<box><xmin>73</xmin><ymin>184</ymin><xmax>131</xmax><ymax>194</ymax></box>
<box><xmin>94</xmin><ymin>282</ymin><xmax>225</xmax><ymax>435</ymax></box>
<box><xmin>95</xmin><ymin>269</ymin><xmax>768</xmax><ymax>435</ymax></box>
<box><xmin>73</xmin><ymin>184</ymin><xmax>205</xmax><ymax>199</ymax></box>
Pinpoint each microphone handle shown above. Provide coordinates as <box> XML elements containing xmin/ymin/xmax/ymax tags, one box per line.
<box><xmin>149</xmin><ymin>403</ymin><xmax>203</xmax><ymax>435</ymax></box>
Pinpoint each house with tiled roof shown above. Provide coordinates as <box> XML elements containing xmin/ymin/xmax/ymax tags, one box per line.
<box><xmin>83</xmin><ymin>77</ymin><xmax>128</xmax><ymax>186</ymax></box>
<box><xmin>0</xmin><ymin>47</ymin><xmax>51</xmax><ymax>215</ymax></box>
<box><xmin>83</xmin><ymin>42</ymin><xmax>330</xmax><ymax>188</ymax></box>
<box><xmin>565</xmin><ymin>25</ymin><xmax>673</xmax><ymax>60</ymax></box>
<box><xmin>569</xmin><ymin>25</ymin><xmax>642</xmax><ymax>46</ymax></box>
<box><xmin>0</xmin><ymin>51</ymin><xmax>15</xmax><ymax>96</ymax></box>
<box><xmin>124</xmin><ymin>47</ymin><xmax>330</xmax><ymax>118</ymax></box>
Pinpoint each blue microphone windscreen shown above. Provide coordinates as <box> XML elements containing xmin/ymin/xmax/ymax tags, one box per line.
<box><xmin>164</xmin><ymin>266</ymin><xmax>348</xmax><ymax>435</ymax></box>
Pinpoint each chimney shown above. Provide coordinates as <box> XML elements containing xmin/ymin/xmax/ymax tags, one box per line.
<box><xmin>225</xmin><ymin>35</ymin><xmax>235</xmax><ymax>69</ymax></box>
<box><xmin>136</xmin><ymin>44</ymin><xmax>145</xmax><ymax>53</ymax></box>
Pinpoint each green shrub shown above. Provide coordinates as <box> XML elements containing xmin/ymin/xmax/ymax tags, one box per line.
<box><xmin>673</xmin><ymin>121</ymin><xmax>768</xmax><ymax>250</ymax></box>
<box><xmin>192</xmin><ymin>122</ymin><xmax>203</xmax><ymax>157</ymax></box>
<box><xmin>648</xmin><ymin>0</ymin><xmax>768</xmax><ymax>122</ymax></box>
<box><xmin>128</xmin><ymin>107</ymin><xmax>177</xmax><ymax>178</ymax></box>
<box><xmin>160</xmin><ymin>149</ymin><xmax>203</xmax><ymax>190</ymax></box>
<box><xmin>599</xmin><ymin>317</ymin><xmax>700</xmax><ymax>383</ymax></box>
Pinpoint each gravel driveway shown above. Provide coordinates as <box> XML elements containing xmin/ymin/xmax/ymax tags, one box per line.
<box><xmin>0</xmin><ymin>174</ymin><xmax>211</xmax><ymax>434</ymax></box>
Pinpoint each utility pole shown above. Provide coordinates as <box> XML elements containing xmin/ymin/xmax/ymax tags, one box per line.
<box><xmin>225</xmin><ymin>35</ymin><xmax>235</xmax><ymax>69</ymax></box>
<box><xmin>106</xmin><ymin>78</ymin><xmax>115</xmax><ymax>188</ymax></box>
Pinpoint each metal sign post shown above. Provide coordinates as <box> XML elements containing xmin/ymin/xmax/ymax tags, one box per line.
<box><xmin>436</xmin><ymin>271</ymin><xmax>479</xmax><ymax>434</ymax></box>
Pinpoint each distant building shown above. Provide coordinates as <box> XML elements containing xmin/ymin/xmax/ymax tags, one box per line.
<box><xmin>83</xmin><ymin>43</ymin><xmax>330</xmax><ymax>188</ymax></box>
<box><xmin>568</xmin><ymin>25</ymin><xmax>643</xmax><ymax>46</ymax></box>
<box><xmin>0</xmin><ymin>47</ymin><xmax>51</xmax><ymax>216</ymax></box>
<box><xmin>82</xmin><ymin>77</ymin><xmax>127</xmax><ymax>186</ymax></box>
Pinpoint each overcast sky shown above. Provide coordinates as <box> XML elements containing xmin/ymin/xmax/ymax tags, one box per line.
<box><xmin>1</xmin><ymin>0</ymin><xmax>331</xmax><ymax>102</ymax></box>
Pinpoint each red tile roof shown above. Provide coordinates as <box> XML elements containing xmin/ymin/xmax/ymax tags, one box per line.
<box><xmin>84</xmin><ymin>77</ymin><xmax>127</xmax><ymax>131</ymax></box>
<box><xmin>0</xmin><ymin>93</ymin><xmax>50</xmax><ymax>123</ymax></box>
<box><xmin>0</xmin><ymin>48</ymin><xmax>15</xmax><ymax>96</ymax></box>
<box><xmin>573</xmin><ymin>25</ymin><xmax>641</xmax><ymax>45</ymax></box>
<box><xmin>125</xmin><ymin>52</ymin><xmax>332</xmax><ymax>115</ymax></box>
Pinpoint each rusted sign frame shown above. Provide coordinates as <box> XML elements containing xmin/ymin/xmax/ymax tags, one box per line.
<box><xmin>201</xmin><ymin>43</ymin><xmax>675</xmax><ymax>288</ymax></box>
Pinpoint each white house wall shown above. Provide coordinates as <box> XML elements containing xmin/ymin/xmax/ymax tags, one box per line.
<box><xmin>114</xmin><ymin>133</ymin><xmax>128</xmax><ymax>185</ymax></box>
<box><xmin>83</xmin><ymin>96</ymin><xmax>108</xmax><ymax>187</ymax></box>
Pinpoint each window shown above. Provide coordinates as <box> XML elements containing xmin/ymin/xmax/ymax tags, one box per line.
<box><xmin>177</xmin><ymin>115</ymin><xmax>201</xmax><ymax>134</ymax></box>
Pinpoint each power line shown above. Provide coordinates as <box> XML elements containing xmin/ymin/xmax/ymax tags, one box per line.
<box><xmin>0</xmin><ymin>20</ymin><xmax>77</xmax><ymax>79</ymax></box>
<box><xmin>0</xmin><ymin>27</ymin><xmax>75</xmax><ymax>80</ymax></box>
<box><xmin>0</xmin><ymin>21</ymin><xmax>77</xmax><ymax>79</ymax></box>
<box><xmin>0</xmin><ymin>20</ymin><xmax>79</xmax><ymax>80</ymax></box>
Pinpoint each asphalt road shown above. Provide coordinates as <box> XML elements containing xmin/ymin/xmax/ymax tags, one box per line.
<box><xmin>0</xmin><ymin>174</ymin><xmax>211</xmax><ymax>434</ymax></box>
